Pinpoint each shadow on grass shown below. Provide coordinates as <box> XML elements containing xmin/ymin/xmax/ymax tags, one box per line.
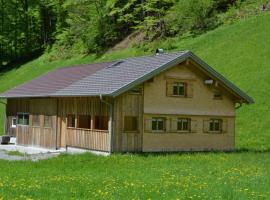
<box><xmin>0</xmin><ymin>50</ymin><xmax>43</xmax><ymax>76</ymax></box>
<box><xmin>118</xmin><ymin>148</ymin><xmax>270</xmax><ymax>157</ymax></box>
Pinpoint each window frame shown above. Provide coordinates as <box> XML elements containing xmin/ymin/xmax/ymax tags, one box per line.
<box><xmin>177</xmin><ymin>118</ymin><xmax>191</xmax><ymax>132</ymax></box>
<box><xmin>124</xmin><ymin>116</ymin><xmax>138</xmax><ymax>132</ymax></box>
<box><xmin>17</xmin><ymin>113</ymin><xmax>29</xmax><ymax>126</ymax></box>
<box><xmin>209</xmin><ymin>119</ymin><xmax>222</xmax><ymax>133</ymax></box>
<box><xmin>11</xmin><ymin>117</ymin><xmax>17</xmax><ymax>128</ymax></box>
<box><xmin>77</xmin><ymin>115</ymin><xmax>91</xmax><ymax>130</ymax></box>
<box><xmin>94</xmin><ymin>115</ymin><xmax>109</xmax><ymax>130</ymax></box>
<box><xmin>172</xmin><ymin>82</ymin><xmax>186</xmax><ymax>97</ymax></box>
<box><xmin>151</xmin><ymin>117</ymin><xmax>166</xmax><ymax>132</ymax></box>
<box><xmin>67</xmin><ymin>114</ymin><xmax>76</xmax><ymax>128</ymax></box>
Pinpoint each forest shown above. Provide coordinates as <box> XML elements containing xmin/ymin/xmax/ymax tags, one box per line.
<box><xmin>0</xmin><ymin>0</ymin><xmax>241</xmax><ymax>66</ymax></box>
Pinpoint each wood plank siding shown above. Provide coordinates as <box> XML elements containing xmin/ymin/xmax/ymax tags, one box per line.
<box><xmin>66</xmin><ymin>128</ymin><xmax>109</xmax><ymax>151</ymax></box>
<box><xmin>113</xmin><ymin>91</ymin><xmax>143</xmax><ymax>152</ymax></box>
<box><xmin>6</xmin><ymin>97</ymin><xmax>111</xmax><ymax>151</ymax></box>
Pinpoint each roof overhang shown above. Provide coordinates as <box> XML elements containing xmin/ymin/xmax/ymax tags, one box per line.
<box><xmin>111</xmin><ymin>51</ymin><xmax>254</xmax><ymax>104</ymax></box>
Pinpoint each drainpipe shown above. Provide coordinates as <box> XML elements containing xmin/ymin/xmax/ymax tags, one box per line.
<box><xmin>55</xmin><ymin>98</ymin><xmax>59</xmax><ymax>150</ymax></box>
<box><xmin>0</xmin><ymin>99</ymin><xmax>7</xmax><ymax>135</ymax></box>
<box><xmin>100</xmin><ymin>94</ymin><xmax>113</xmax><ymax>154</ymax></box>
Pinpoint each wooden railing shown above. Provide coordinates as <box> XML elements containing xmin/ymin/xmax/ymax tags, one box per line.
<box><xmin>66</xmin><ymin>128</ymin><xmax>109</xmax><ymax>152</ymax></box>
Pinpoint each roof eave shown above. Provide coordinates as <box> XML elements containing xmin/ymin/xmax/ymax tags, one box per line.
<box><xmin>111</xmin><ymin>51</ymin><xmax>254</xmax><ymax>104</ymax></box>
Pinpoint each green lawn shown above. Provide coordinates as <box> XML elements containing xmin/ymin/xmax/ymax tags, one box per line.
<box><xmin>0</xmin><ymin>152</ymin><xmax>268</xmax><ymax>199</ymax></box>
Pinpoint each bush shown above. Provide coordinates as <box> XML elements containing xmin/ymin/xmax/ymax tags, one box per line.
<box><xmin>165</xmin><ymin>0</ymin><xmax>219</xmax><ymax>36</ymax></box>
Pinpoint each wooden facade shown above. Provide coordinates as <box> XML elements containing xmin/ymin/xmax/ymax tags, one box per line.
<box><xmin>5</xmin><ymin>60</ymin><xmax>242</xmax><ymax>152</ymax></box>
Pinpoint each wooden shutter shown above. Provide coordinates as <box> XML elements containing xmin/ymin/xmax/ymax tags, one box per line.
<box><xmin>222</xmin><ymin>119</ymin><xmax>228</xmax><ymax>133</ymax></box>
<box><xmin>190</xmin><ymin>120</ymin><xmax>197</xmax><ymax>133</ymax></box>
<box><xmin>170</xmin><ymin>118</ymin><xmax>177</xmax><ymax>132</ymax></box>
<box><xmin>144</xmin><ymin>117</ymin><xmax>152</xmax><ymax>132</ymax></box>
<box><xmin>186</xmin><ymin>82</ymin><xmax>193</xmax><ymax>98</ymax></box>
<box><xmin>166</xmin><ymin>80</ymin><xmax>173</xmax><ymax>96</ymax></box>
<box><xmin>203</xmin><ymin>120</ymin><xmax>209</xmax><ymax>133</ymax></box>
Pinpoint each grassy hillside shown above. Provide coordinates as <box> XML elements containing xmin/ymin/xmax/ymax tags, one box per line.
<box><xmin>1</xmin><ymin>13</ymin><xmax>270</xmax><ymax>150</ymax></box>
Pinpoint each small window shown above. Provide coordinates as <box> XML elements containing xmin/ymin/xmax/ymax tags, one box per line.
<box><xmin>213</xmin><ymin>91</ymin><xmax>222</xmax><ymax>100</ymax></box>
<box><xmin>172</xmin><ymin>82</ymin><xmax>186</xmax><ymax>96</ymax></box>
<box><xmin>44</xmin><ymin>115</ymin><xmax>52</xmax><ymax>128</ymax></box>
<box><xmin>78</xmin><ymin>115</ymin><xmax>91</xmax><ymax>129</ymax></box>
<box><xmin>177</xmin><ymin>118</ymin><xmax>190</xmax><ymax>132</ymax></box>
<box><xmin>152</xmin><ymin>118</ymin><xmax>165</xmax><ymax>132</ymax></box>
<box><xmin>209</xmin><ymin>119</ymin><xmax>222</xmax><ymax>132</ymax></box>
<box><xmin>95</xmin><ymin>116</ymin><xmax>109</xmax><ymax>130</ymax></box>
<box><xmin>67</xmin><ymin>114</ymin><xmax>76</xmax><ymax>128</ymax></box>
<box><xmin>128</xmin><ymin>86</ymin><xmax>142</xmax><ymax>95</ymax></box>
<box><xmin>32</xmin><ymin>115</ymin><xmax>40</xmax><ymax>127</ymax></box>
<box><xmin>11</xmin><ymin>117</ymin><xmax>17</xmax><ymax>128</ymax></box>
<box><xmin>124</xmin><ymin>116</ymin><xmax>138</xmax><ymax>132</ymax></box>
<box><xmin>18</xmin><ymin>113</ymin><xmax>29</xmax><ymax>126</ymax></box>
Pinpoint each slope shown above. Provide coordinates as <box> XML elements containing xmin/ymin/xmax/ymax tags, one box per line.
<box><xmin>1</xmin><ymin>13</ymin><xmax>270</xmax><ymax>150</ymax></box>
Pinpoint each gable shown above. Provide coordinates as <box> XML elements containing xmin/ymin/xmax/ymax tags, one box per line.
<box><xmin>143</xmin><ymin>62</ymin><xmax>236</xmax><ymax>116</ymax></box>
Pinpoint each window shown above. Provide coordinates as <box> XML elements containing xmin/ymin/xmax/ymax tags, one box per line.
<box><xmin>32</xmin><ymin>115</ymin><xmax>40</xmax><ymax>127</ymax></box>
<box><xmin>67</xmin><ymin>114</ymin><xmax>76</xmax><ymax>128</ymax></box>
<box><xmin>44</xmin><ymin>115</ymin><xmax>52</xmax><ymax>128</ymax></box>
<box><xmin>124</xmin><ymin>116</ymin><xmax>138</xmax><ymax>132</ymax></box>
<box><xmin>177</xmin><ymin>118</ymin><xmax>190</xmax><ymax>132</ymax></box>
<box><xmin>95</xmin><ymin>116</ymin><xmax>109</xmax><ymax>130</ymax></box>
<box><xmin>128</xmin><ymin>86</ymin><xmax>142</xmax><ymax>95</ymax></box>
<box><xmin>213</xmin><ymin>91</ymin><xmax>222</xmax><ymax>100</ymax></box>
<box><xmin>152</xmin><ymin>118</ymin><xmax>165</xmax><ymax>131</ymax></box>
<box><xmin>17</xmin><ymin>113</ymin><xmax>29</xmax><ymax>126</ymax></box>
<box><xmin>77</xmin><ymin>115</ymin><xmax>91</xmax><ymax>129</ymax></box>
<box><xmin>209</xmin><ymin>119</ymin><xmax>222</xmax><ymax>132</ymax></box>
<box><xmin>172</xmin><ymin>82</ymin><xmax>186</xmax><ymax>96</ymax></box>
<box><xmin>11</xmin><ymin>117</ymin><xmax>17</xmax><ymax>128</ymax></box>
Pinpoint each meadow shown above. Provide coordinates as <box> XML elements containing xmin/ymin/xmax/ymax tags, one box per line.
<box><xmin>0</xmin><ymin>152</ymin><xmax>269</xmax><ymax>200</ymax></box>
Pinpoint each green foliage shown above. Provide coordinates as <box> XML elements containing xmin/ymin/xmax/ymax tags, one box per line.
<box><xmin>165</xmin><ymin>0</ymin><xmax>219</xmax><ymax>37</ymax></box>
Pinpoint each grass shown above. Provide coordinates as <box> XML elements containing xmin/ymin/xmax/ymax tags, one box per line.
<box><xmin>1</xmin><ymin>13</ymin><xmax>270</xmax><ymax>150</ymax></box>
<box><xmin>0</xmin><ymin>152</ymin><xmax>268</xmax><ymax>199</ymax></box>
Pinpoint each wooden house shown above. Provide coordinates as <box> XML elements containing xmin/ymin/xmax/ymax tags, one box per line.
<box><xmin>0</xmin><ymin>51</ymin><xmax>254</xmax><ymax>152</ymax></box>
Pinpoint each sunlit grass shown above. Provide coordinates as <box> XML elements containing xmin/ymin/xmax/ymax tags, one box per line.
<box><xmin>0</xmin><ymin>152</ymin><xmax>268</xmax><ymax>199</ymax></box>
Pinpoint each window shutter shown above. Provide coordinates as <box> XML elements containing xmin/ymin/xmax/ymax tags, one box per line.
<box><xmin>190</xmin><ymin>120</ymin><xmax>197</xmax><ymax>133</ymax></box>
<box><xmin>170</xmin><ymin>118</ymin><xmax>177</xmax><ymax>132</ymax></box>
<box><xmin>203</xmin><ymin>120</ymin><xmax>209</xmax><ymax>133</ymax></box>
<box><xmin>222</xmin><ymin>119</ymin><xmax>228</xmax><ymax>133</ymax></box>
<box><xmin>186</xmin><ymin>82</ymin><xmax>193</xmax><ymax>98</ymax></box>
<box><xmin>166</xmin><ymin>81</ymin><xmax>173</xmax><ymax>96</ymax></box>
<box><xmin>144</xmin><ymin>117</ymin><xmax>152</xmax><ymax>132</ymax></box>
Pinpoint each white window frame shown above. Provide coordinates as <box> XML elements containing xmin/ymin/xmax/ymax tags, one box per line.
<box><xmin>152</xmin><ymin>117</ymin><xmax>165</xmax><ymax>132</ymax></box>
<box><xmin>172</xmin><ymin>82</ymin><xmax>186</xmax><ymax>96</ymax></box>
<box><xmin>177</xmin><ymin>118</ymin><xmax>191</xmax><ymax>132</ymax></box>
<box><xmin>17</xmin><ymin>112</ymin><xmax>30</xmax><ymax>126</ymax></box>
<box><xmin>209</xmin><ymin>119</ymin><xmax>222</xmax><ymax>133</ymax></box>
<box><xmin>11</xmin><ymin>117</ymin><xmax>17</xmax><ymax>128</ymax></box>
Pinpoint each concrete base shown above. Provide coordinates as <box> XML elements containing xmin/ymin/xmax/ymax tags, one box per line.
<box><xmin>66</xmin><ymin>147</ymin><xmax>110</xmax><ymax>156</ymax></box>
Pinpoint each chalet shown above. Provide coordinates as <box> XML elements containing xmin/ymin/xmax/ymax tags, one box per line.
<box><xmin>0</xmin><ymin>51</ymin><xmax>254</xmax><ymax>153</ymax></box>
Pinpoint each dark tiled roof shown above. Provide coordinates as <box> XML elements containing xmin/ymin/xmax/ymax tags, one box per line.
<box><xmin>0</xmin><ymin>62</ymin><xmax>113</xmax><ymax>98</ymax></box>
<box><xmin>0</xmin><ymin>51</ymin><xmax>254</xmax><ymax>104</ymax></box>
